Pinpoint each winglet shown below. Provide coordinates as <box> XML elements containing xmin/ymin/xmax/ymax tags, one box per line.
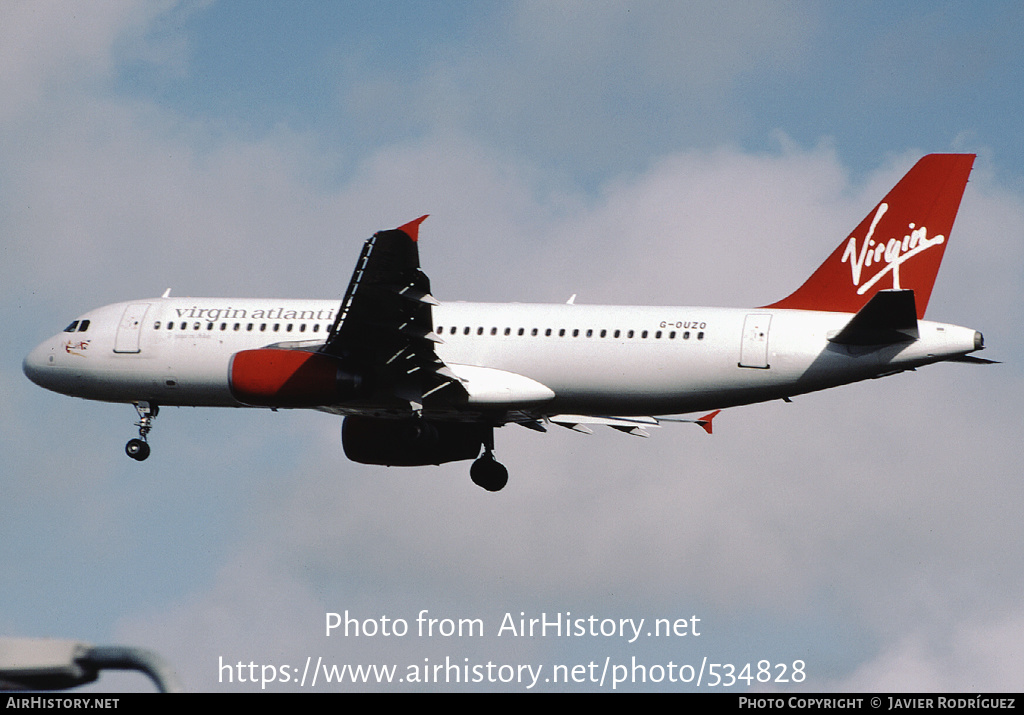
<box><xmin>396</xmin><ymin>215</ymin><xmax>429</xmax><ymax>242</ymax></box>
<box><xmin>695</xmin><ymin>410</ymin><xmax>721</xmax><ymax>435</ymax></box>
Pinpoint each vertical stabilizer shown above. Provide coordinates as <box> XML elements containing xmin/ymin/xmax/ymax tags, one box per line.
<box><xmin>765</xmin><ymin>154</ymin><xmax>974</xmax><ymax>318</ymax></box>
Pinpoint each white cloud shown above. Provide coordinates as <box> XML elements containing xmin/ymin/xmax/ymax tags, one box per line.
<box><xmin>335</xmin><ymin>1</ymin><xmax>819</xmax><ymax>178</ymax></box>
<box><xmin>829</xmin><ymin>608</ymin><xmax>1024</xmax><ymax>692</ymax></box>
<box><xmin>0</xmin><ymin>0</ymin><xmax>181</xmax><ymax>123</ymax></box>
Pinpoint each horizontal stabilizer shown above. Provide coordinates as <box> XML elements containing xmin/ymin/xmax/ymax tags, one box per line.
<box><xmin>829</xmin><ymin>290</ymin><xmax>919</xmax><ymax>346</ymax></box>
<box><xmin>944</xmin><ymin>354</ymin><xmax>1000</xmax><ymax>365</ymax></box>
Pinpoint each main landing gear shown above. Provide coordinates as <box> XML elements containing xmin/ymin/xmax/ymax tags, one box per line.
<box><xmin>470</xmin><ymin>428</ymin><xmax>508</xmax><ymax>492</ymax></box>
<box><xmin>125</xmin><ymin>401</ymin><xmax>158</xmax><ymax>461</ymax></box>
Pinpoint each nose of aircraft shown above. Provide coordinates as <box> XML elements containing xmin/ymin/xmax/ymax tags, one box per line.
<box><xmin>23</xmin><ymin>339</ymin><xmax>54</xmax><ymax>389</ymax></box>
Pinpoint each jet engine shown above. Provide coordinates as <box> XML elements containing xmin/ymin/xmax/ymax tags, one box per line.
<box><xmin>342</xmin><ymin>416</ymin><xmax>485</xmax><ymax>466</ymax></box>
<box><xmin>229</xmin><ymin>348</ymin><xmax>363</xmax><ymax>407</ymax></box>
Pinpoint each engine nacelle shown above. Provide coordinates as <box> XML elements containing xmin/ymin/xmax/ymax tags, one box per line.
<box><xmin>342</xmin><ymin>416</ymin><xmax>485</xmax><ymax>466</ymax></box>
<box><xmin>229</xmin><ymin>348</ymin><xmax>363</xmax><ymax>407</ymax></box>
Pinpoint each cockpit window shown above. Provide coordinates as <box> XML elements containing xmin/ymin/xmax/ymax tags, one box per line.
<box><xmin>78</xmin><ymin>320</ymin><xmax>90</xmax><ymax>332</ymax></box>
<box><xmin>64</xmin><ymin>321</ymin><xmax>79</xmax><ymax>332</ymax></box>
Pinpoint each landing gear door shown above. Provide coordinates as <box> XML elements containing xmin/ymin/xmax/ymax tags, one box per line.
<box><xmin>114</xmin><ymin>303</ymin><xmax>151</xmax><ymax>354</ymax></box>
<box><xmin>739</xmin><ymin>313</ymin><xmax>771</xmax><ymax>369</ymax></box>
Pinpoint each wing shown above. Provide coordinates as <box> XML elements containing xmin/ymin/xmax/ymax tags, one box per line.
<box><xmin>320</xmin><ymin>216</ymin><xmax>465</xmax><ymax>410</ymax></box>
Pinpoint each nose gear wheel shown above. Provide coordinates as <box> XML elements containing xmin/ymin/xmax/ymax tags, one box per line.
<box><xmin>126</xmin><ymin>402</ymin><xmax>158</xmax><ymax>461</ymax></box>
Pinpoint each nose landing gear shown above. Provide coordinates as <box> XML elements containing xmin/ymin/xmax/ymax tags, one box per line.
<box><xmin>126</xmin><ymin>401</ymin><xmax>158</xmax><ymax>461</ymax></box>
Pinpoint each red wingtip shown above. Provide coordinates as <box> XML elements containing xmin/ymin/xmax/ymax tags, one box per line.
<box><xmin>696</xmin><ymin>410</ymin><xmax>721</xmax><ymax>435</ymax></box>
<box><xmin>396</xmin><ymin>215</ymin><xmax>429</xmax><ymax>242</ymax></box>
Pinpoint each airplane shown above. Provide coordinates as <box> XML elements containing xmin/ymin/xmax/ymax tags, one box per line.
<box><xmin>24</xmin><ymin>153</ymin><xmax>991</xmax><ymax>491</ymax></box>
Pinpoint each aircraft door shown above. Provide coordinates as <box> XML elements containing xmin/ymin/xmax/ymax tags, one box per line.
<box><xmin>739</xmin><ymin>313</ymin><xmax>771</xmax><ymax>369</ymax></box>
<box><xmin>114</xmin><ymin>303</ymin><xmax>151</xmax><ymax>354</ymax></box>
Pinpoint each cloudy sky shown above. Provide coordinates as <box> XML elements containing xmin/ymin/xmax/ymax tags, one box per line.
<box><xmin>3</xmin><ymin>0</ymin><xmax>1023</xmax><ymax>692</ymax></box>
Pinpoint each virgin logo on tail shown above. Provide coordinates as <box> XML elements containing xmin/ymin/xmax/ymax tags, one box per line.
<box><xmin>841</xmin><ymin>203</ymin><xmax>945</xmax><ymax>295</ymax></box>
<box><xmin>766</xmin><ymin>154</ymin><xmax>974</xmax><ymax>319</ymax></box>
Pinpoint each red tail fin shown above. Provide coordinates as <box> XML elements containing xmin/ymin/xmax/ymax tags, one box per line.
<box><xmin>765</xmin><ymin>154</ymin><xmax>974</xmax><ymax>319</ymax></box>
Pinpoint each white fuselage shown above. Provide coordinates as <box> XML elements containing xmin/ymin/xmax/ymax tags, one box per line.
<box><xmin>24</xmin><ymin>296</ymin><xmax>981</xmax><ymax>418</ymax></box>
